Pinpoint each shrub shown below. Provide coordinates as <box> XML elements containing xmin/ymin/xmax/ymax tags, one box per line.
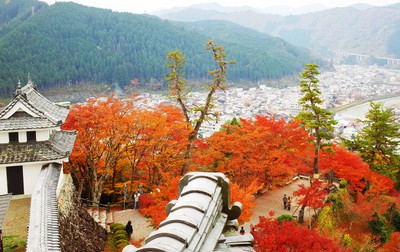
<box><xmin>114</xmin><ymin>230</ymin><xmax>128</xmax><ymax>239</ymax></box>
<box><xmin>277</xmin><ymin>214</ymin><xmax>294</xmax><ymax>225</ymax></box>
<box><xmin>115</xmin><ymin>239</ymin><xmax>129</xmax><ymax>248</ymax></box>
<box><xmin>341</xmin><ymin>233</ymin><xmax>352</xmax><ymax>247</ymax></box>
<box><xmin>317</xmin><ymin>206</ymin><xmax>335</xmax><ymax>234</ymax></box>
<box><xmin>392</xmin><ymin>210</ymin><xmax>400</xmax><ymax>231</ymax></box>
<box><xmin>369</xmin><ymin>211</ymin><xmax>391</xmax><ymax>243</ymax></box>
<box><xmin>110</xmin><ymin>223</ymin><xmax>125</xmax><ymax>233</ymax></box>
<box><xmin>3</xmin><ymin>235</ymin><xmax>27</xmax><ymax>252</ymax></box>
<box><xmin>112</xmin><ymin>234</ymin><xmax>128</xmax><ymax>243</ymax></box>
<box><xmin>339</xmin><ymin>179</ymin><xmax>348</xmax><ymax>189</ymax></box>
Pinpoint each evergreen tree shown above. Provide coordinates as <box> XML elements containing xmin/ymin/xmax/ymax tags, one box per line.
<box><xmin>296</xmin><ymin>64</ymin><xmax>337</xmax><ymax>175</ymax></box>
<box><xmin>344</xmin><ymin>101</ymin><xmax>400</xmax><ymax>187</ymax></box>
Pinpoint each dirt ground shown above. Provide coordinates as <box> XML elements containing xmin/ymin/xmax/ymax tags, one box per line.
<box><xmin>112</xmin><ymin>209</ymin><xmax>154</xmax><ymax>242</ymax></box>
<box><xmin>243</xmin><ymin>178</ymin><xmax>311</xmax><ymax>232</ymax></box>
<box><xmin>2</xmin><ymin>196</ymin><xmax>31</xmax><ymax>238</ymax></box>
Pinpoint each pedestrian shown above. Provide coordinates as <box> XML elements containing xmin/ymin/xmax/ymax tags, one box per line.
<box><xmin>287</xmin><ymin>197</ymin><xmax>292</xmax><ymax>211</ymax></box>
<box><xmin>125</xmin><ymin>220</ymin><xmax>133</xmax><ymax>240</ymax></box>
<box><xmin>134</xmin><ymin>191</ymin><xmax>140</xmax><ymax>209</ymax></box>
<box><xmin>283</xmin><ymin>194</ymin><xmax>287</xmax><ymax>209</ymax></box>
<box><xmin>240</xmin><ymin>226</ymin><xmax>245</xmax><ymax>235</ymax></box>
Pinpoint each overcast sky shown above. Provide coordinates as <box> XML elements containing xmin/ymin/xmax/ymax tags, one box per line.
<box><xmin>43</xmin><ymin>0</ymin><xmax>400</xmax><ymax>14</ymax></box>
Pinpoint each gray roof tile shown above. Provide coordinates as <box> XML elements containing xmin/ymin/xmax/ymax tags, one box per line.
<box><xmin>134</xmin><ymin>172</ymin><xmax>255</xmax><ymax>252</ymax></box>
<box><xmin>0</xmin><ymin>82</ymin><xmax>69</xmax><ymax>124</ymax></box>
<box><xmin>21</xmin><ymin>83</ymin><xmax>69</xmax><ymax>122</ymax></box>
<box><xmin>0</xmin><ymin>131</ymin><xmax>76</xmax><ymax>164</ymax></box>
<box><xmin>0</xmin><ymin>193</ymin><xmax>12</xmax><ymax>230</ymax></box>
<box><xmin>0</xmin><ymin>112</ymin><xmax>56</xmax><ymax>130</ymax></box>
<box><xmin>27</xmin><ymin>163</ymin><xmax>61</xmax><ymax>251</ymax></box>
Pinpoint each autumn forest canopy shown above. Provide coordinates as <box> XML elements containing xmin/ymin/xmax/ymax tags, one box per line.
<box><xmin>61</xmin><ymin>47</ymin><xmax>400</xmax><ymax>250</ymax></box>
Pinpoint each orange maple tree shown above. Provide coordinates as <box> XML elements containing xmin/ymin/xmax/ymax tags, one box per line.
<box><xmin>195</xmin><ymin>116</ymin><xmax>313</xmax><ymax>189</ymax></box>
<box><xmin>62</xmin><ymin>95</ymin><xmax>138</xmax><ymax>203</ymax></box>
<box><xmin>229</xmin><ymin>181</ymin><xmax>260</xmax><ymax>224</ymax></box>
<box><xmin>62</xmin><ymin>95</ymin><xmax>189</xmax><ymax>204</ymax></box>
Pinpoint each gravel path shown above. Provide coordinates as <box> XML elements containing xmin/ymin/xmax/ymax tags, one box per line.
<box><xmin>112</xmin><ymin>209</ymin><xmax>154</xmax><ymax>242</ymax></box>
<box><xmin>242</xmin><ymin>178</ymin><xmax>312</xmax><ymax>232</ymax></box>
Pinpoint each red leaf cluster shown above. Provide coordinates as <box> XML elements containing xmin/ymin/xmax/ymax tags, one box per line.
<box><xmin>251</xmin><ymin>216</ymin><xmax>349</xmax><ymax>252</ymax></box>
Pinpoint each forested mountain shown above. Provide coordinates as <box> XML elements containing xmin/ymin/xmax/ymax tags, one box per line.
<box><xmin>0</xmin><ymin>0</ymin><xmax>317</xmax><ymax>97</ymax></box>
<box><xmin>158</xmin><ymin>3</ymin><xmax>400</xmax><ymax>58</ymax></box>
<box><xmin>172</xmin><ymin>20</ymin><xmax>315</xmax><ymax>80</ymax></box>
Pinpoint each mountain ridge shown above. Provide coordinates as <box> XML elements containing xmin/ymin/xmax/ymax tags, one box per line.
<box><xmin>157</xmin><ymin>2</ymin><xmax>400</xmax><ymax>58</ymax></box>
<box><xmin>0</xmin><ymin>0</ymin><xmax>318</xmax><ymax>96</ymax></box>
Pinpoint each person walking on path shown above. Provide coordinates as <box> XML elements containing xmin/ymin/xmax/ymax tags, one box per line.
<box><xmin>283</xmin><ymin>194</ymin><xmax>287</xmax><ymax>209</ymax></box>
<box><xmin>134</xmin><ymin>191</ymin><xmax>140</xmax><ymax>209</ymax></box>
<box><xmin>240</xmin><ymin>226</ymin><xmax>245</xmax><ymax>235</ymax></box>
<box><xmin>287</xmin><ymin>197</ymin><xmax>292</xmax><ymax>211</ymax></box>
<box><xmin>125</xmin><ymin>220</ymin><xmax>133</xmax><ymax>240</ymax></box>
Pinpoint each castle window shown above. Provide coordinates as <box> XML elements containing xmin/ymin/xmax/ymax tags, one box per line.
<box><xmin>27</xmin><ymin>131</ymin><xmax>36</xmax><ymax>142</ymax></box>
<box><xmin>9</xmin><ymin>132</ymin><xmax>19</xmax><ymax>143</ymax></box>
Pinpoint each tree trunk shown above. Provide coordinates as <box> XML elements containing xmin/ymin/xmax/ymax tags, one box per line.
<box><xmin>181</xmin><ymin>135</ymin><xmax>195</xmax><ymax>175</ymax></box>
<box><xmin>313</xmin><ymin>131</ymin><xmax>321</xmax><ymax>174</ymax></box>
<box><xmin>298</xmin><ymin>206</ymin><xmax>306</xmax><ymax>223</ymax></box>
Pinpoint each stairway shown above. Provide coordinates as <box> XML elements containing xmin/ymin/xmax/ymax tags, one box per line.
<box><xmin>85</xmin><ymin>207</ymin><xmax>114</xmax><ymax>232</ymax></box>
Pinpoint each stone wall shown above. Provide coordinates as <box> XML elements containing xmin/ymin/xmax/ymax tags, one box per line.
<box><xmin>58</xmin><ymin>174</ymin><xmax>107</xmax><ymax>252</ymax></box>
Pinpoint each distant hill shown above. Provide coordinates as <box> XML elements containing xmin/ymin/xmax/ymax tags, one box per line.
<box><xmin>172</xmin><ymin>20</ymin><xmax>317</xmax><ymax>80</ymax></box>
<box><xmin>0</xmin><ymin>0</ymin><xmax>317</xmax><ymax>96</ymax></box>
<box><xmin>156</xmin><ymin>2</ymin><xmax>259</xmax><ymax>15</ymax></box>
<box><xmin>157</xmin><ymin>3</ymin><xmax>400</xmax><ymax>58</ymax></box>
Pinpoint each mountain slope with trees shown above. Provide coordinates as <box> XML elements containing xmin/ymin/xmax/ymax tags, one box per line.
<box><xmin>158</xmin><ymin>3</ymin><xmax>400</xmax><ymax>58</ymax></box>
<box><xmin>0</xmin><ymin>0</ymin><xmax>317</xmax><ymax>97</ymax></box>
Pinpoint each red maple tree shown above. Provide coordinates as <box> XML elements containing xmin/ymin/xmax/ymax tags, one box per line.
<box><xmin>251</xmin><ymin>216</ymin><xmax>349</xmax><ymax>252</ymax></box>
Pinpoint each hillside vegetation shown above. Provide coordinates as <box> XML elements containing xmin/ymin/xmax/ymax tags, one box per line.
<box><xmin>0</xmin><ymin>0</ymin><xmax>317</xmax><ymax>96</ymax></box>
<box><xmin>159</xmin><ymin>4</ymin><xmax>400</xmax><ymax>58</ymax></box>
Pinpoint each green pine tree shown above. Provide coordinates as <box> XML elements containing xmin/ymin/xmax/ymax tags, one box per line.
<box><xmin>296</xmin><ymin>64</ymin><xmax>337</xmax><ymax>175</ymax></box>
<box><xmin>344</xmin><ymin>101</ymin><xmax>400</xmax><ymax>187</ymax></box>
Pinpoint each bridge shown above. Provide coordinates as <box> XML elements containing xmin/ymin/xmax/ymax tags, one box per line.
<box><xmin>336</xmin><ymin>51</ymin><xmax>400</xmax><ymax>66</ymax></box>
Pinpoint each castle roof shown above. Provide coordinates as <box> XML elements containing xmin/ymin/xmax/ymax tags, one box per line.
<box><xmin>0</xmin><ymin>79</ymin><xmax>69</xmax><ymax>128</ymax></box>
<box><xmin>0</xmin><ymin>130</ymin><xmax>76</xmax><ymax>164</ymax></box>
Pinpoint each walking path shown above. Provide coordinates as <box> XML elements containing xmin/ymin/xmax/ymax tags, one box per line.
<box><xmin>112</xmin><ymin>178</ymin><xmax>312</xmax><ymax>243</ymax></box>
<box><xmin>112</xmin><ymin>209</ymin><xmax>154</xmax><ymax>242</ymax></box>
<box><xmin>243</xmin><ymin>178</ymin><xmax>311</xmax><ymax>232</ymax></box>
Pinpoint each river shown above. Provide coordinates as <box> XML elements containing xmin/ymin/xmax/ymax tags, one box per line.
<box><xmin>335</xmin><ymin>96</ymin><xmax>400</xmax><ymax>119</ymax></box>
